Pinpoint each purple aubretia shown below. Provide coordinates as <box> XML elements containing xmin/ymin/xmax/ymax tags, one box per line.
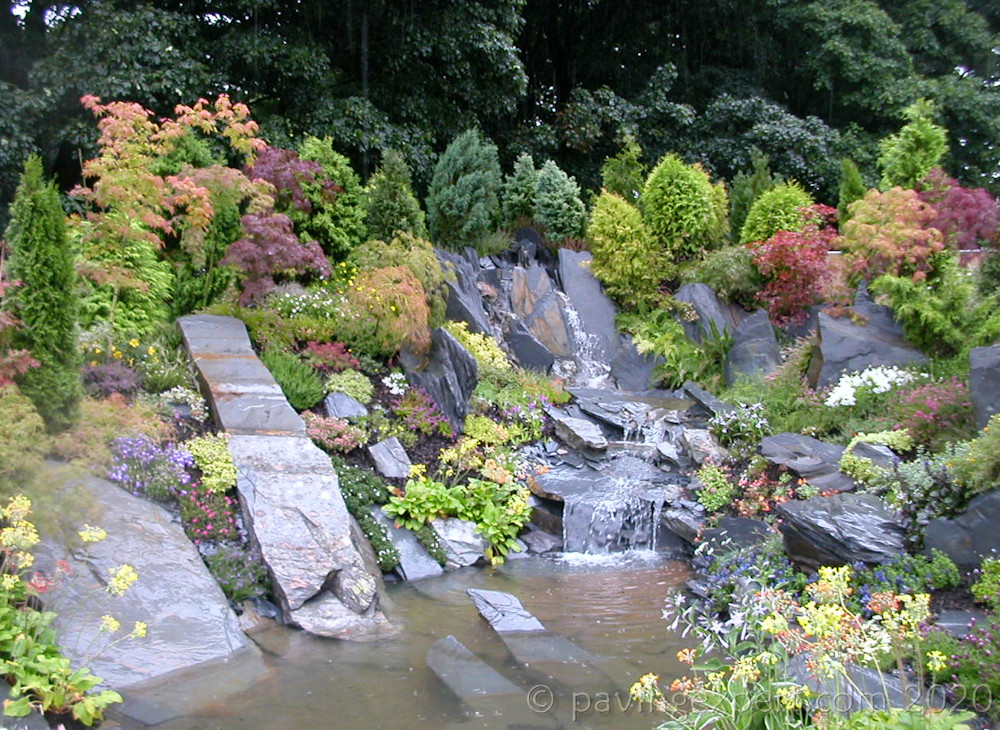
<box><xmin>108</xmin><ymin>434</ymin><xmax>194</xmax><ymax>502</ymax></box>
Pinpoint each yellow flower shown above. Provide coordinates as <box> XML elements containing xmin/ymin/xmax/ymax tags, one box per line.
<box><xmin>1</xmin><ymin>574</ymin><xmax>20</xmax><ymax>591</ymax></box>
<box><xmin>926</xmin><ymin>650</ymin><xmax>948</xmax><ymax>673</ymax></box>
<box><xmin>128</xmin><ymin>338</ymin><xmax>140</xmax><ymax>348</ymax></box>
<box><xmin>761</xmin><ymin>612</ymin><xmax>789</xmax><ymax>635</ymax></box>
<box><xmin>112</xmin><ymin>349</ymin><xmax>123</xmax><ymax>359</ymax></box>
<box><xmin>147</xmin><ymin>346</ymin><xmax>156</xmax><ymax>356</ymax></box>
<box><xmin>777</xmin><ymin>683</ymin><xmax>809</xmax><ymax>710</ymax></box>
<box><xmin>130</xmin><ymin>621</ymin><xmax>148</xmax><ymax>639</ymax></box>
<box><xmin>78</xmin><ymin>525</ymin><xmax>107</xmax><ymax>543</ymax></box>
<box><xmin>100</xmin><ymin>614</ymin><xmax>121</xmax><ymax>633</ymax></box>
<box><xmin>108</xmin><ymin>564</ymin><xmax>139</xmax><ymax>596</ymax></box>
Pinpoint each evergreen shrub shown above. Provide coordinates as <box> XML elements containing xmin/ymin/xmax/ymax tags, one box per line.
<box><xmin>426</xmin><ymin>129</ymin><xmax>501</xmax><ymax>251</ymax></box>
<box><xmin>739</xmin><ymin>181</ymin><xmax>814</xmax><ymax>244</ymax></box>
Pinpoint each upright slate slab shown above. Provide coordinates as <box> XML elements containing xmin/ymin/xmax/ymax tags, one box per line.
<box><xmin>437</xmin><ymin>248</ymin><xmax>494</xmax><ymax>336</ymax></box>
<box><xmin>810</xmin><ymin>312</ymin><xmax>928</xmax><ymax>389</ymax></box>
<box><xmin>36</xmin><ymin>467</ymin><xmax>251</xmax><ymax>689</ymax></box>
<box><xmin>674</xmin><ymin>283</ymin><xmax>746</xmax><ymax>344</ymax></box>
<box><xmin>400</xmin><ymin>327</ymin><xmax>478</xmax><ymax>432</ymax></box>
<box><xmin>370</xmin><ymin>506</ymin><xmax>443</xmax><ymax>581</ymax></box>
<box><xmin>969</xmin><ymin>343</ymin><xmax>1000</xmax><ymax>429</ymax></box>
<box><xmin>724</xmin><ymin>309</ymin><xmax>781</xmax><ymax>386</ymax></box>
<box><xmin>510</xmin><ymin>261</ymin><xmax>573</xmax><ymax>356</ymax></box>
<box><xmin>924</xmin><ymin>489</ymin><xmax>1000</xmax><ymax>568</ymax></box>
<box><xmin>179</xmin><ymin>314</ymin><xmax>305</xmax><ymax>435</ymax></box>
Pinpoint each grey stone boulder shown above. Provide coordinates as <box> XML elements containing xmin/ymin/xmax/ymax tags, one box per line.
<box><xmin>370</xmin><ymin>506</ymin><xmax>443</xmax><ymax>581</ymax></box>
<box><xmin>924</xmin><ymin>488</ymin><xmax>1000</xmax><ymax>568</ymax></box>
<box><xmin>724</xmin><ymin>309</ymin><xmax>781</xmax><ymax>386</ymax></box>
<box><xmin>552</xmin><ymin>415</ymin><xmax>609</xmax><ymax>451</ymax></box>
<box><xmin>700</xmin><ymin>517</ymin><xmax>772</xmax><ymax>554</ymax></box>
<box><xmin>776</xmin><ymin>493</ymin><xmax>906</xmax><ymax>571</ymax></box>
<box><xmin>610</xmin><ymin>333</ymin><xmax>661</xmax><ymax>391</ymax></box>
<box><xmin>467</xmin><ymin>589</ymin><xmax>546</xmax><ymax>633</ymax></box>
<box><xmin>674</xmin><ymin>283</ymin><xmax>746</xmax><ymax>344</ymax></box>
<box><xmin>503</xmin><ymin>318</ymin><xmax>555</xmax><ymax>372</ymax></box>
<box><xmin>680</xmin><ymin>428</ymin><xmax>727</xmax><ymax>465</ymax></box>
<box><xmin>35</xmin><ymin>466</ymin><xmax>248</xmax><ymax>689</ymax></box>
<box><xmin>510</xmin><ymin>261</ymin><xmax>573</xmax><ymax>357</ymax></box>
<box><xmin>809</xmin><ymin>311</ymin><xmax>928</xmax><ymax>389</ymax></box>
<box><xmin>760</xmin><ymin>432</ymin><xmax>854</xmax><ymax>494</ymax></box>
<box><xmin>659</xmin><ymin>501</ymin><xmax>707</xmax><ymax>545</ymax></box>
<box><xmin>430</xmin><ymin>517</ymin><xmax>487</xmax><ymax>569</ymax></box>
<box><xmin>368</xmin><ymin>437</ymin><xmax>412</xmax><ymax>480</ymax></box>
<box><xmin>229</xmin><ymin>435</ymin><xmax>387</xmax><ymax>638</ymax></box>
<box><xmin>323</xmin><ymin>391</ymin><xmax>368</xmax><ymax>420</ymax></box>
<box><xmin>969</xmin><ymin>343</ymin><xmax>1000</xmax><ymax>429</ymax></box>
<box><xmin>437</xmin><ymin>249</ymin><xmax>494</xmax><ymax>335</ymax></box>
<box><xmin>683</xmin><ymin>380</ymin><xmax>734</xmax><ymax>419</ymax></box>
<box><xmin>521</xmin><ymin>530</ymin><xmax>563</xmax><ymax>554</ymax></box>
<box><xmin>400</xmin><ymin>327</ymin><xmax>478</xmax><ymax>432</ymax></box>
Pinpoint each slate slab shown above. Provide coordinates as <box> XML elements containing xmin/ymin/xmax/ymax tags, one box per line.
<box><xmin>467</xmin><ymin>589</ymin><xmax>546</xmax><ymax>633</ymax></box>
<box><xmin>371</xmin><ymin>506</ymin><xmax>443</xmax><ymax>581</ymax></box>
<box><xmin>969</xmin><ymin>343</ymin><xmax>1000</xmax><ymax>429</ymax></box>
<box><xmin>430</xmin><ymin>517</ymin><xmax>487</xmax><ymax>569</ymax></box>
<box><xmin>675</xmin><ymin>283</ymin><xmax>746</xmax><ymax>344</ymax></box>
<box><xmin>323</xmin><ymin>391</ymin><xmax>369</xmax><ymax>420</ymax></box>
<box><xmin>400</xmin><ymin>327</ymin><xmax>478</xmax><ymax>432</ymax></box>
<box><xmin>724</xmin><ymin>309</ymin><xmax>781</xmax><ymax>386</ymax></box>
<box><xmin>760</xmin><ymin>432</ymin><xmax>854</xmax><ymax>494</ymax></box>
<box><xmin>368</xmin><ymin>437</ymin><xmax>412</xmax><ymax>480</ymax></box>
<box><xmin>924</xmin><ymin>488</ymin><xmax>1000</xmax><ymax>568</ymax></box>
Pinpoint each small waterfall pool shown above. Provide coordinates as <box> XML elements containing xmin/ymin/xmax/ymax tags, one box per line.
<box><xmin>121</xmin><ymin>554</ymin><xmax>690</xmax><ymax>730</ymax></box>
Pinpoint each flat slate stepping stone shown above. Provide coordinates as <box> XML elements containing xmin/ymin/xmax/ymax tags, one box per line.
<box><xmin>468</xmin><ymin>589</ymin><xmax>546</xmax><ymax>633</ymax></box>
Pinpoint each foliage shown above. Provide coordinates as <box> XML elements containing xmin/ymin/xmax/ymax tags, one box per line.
<box><xmin>642</xmin><ymin>153</ymin><xmax>722</xmax><ymax>262</ymax></box>
<box><xmin>107</xmin><ymin>435</ymin><xmax>194</xmax><ymax>502</ymax></box>
<box><xmin>924</xmin><ymin>611</ymin><xmax>1000</xmax><ymax>720</ymax></box>
<box><xmin>679</xmin><ymin>246</ymin><xmax>761</xmax><ymax>310</ymax></box>
<box><xmin>222</xmin><ymin>212</ymin><xmax>332</xmax><ymax>305</ymax></box>
<box><xmin>825</xmin><ymin>366</ymin><xmax>916</xmax><ymax>409</ymax></box>
<box><xmin>586</xmin><ymin>190</ymin><xmax>664</xmax><ymax>311</ymax></box>
<box><xmin>426</xmin><ymin>129</ymin><xmax>502</xmax><ymax>251</ymax></box>
<box><xmin>383</xmin><ymin>473</ymin><xmax>465</xmax><ymax>531</ymax></box>
<box><xmin>972</xmin><ymin>557</ymin><xmax>1000</xmax><ymax>611</ymax></box>
<box><xmin>0</xmin><ymin>496</ymin><xmax>129</xmax><ymax>726</ymax></box>
<box><xmin>738</xmin><ymin>181</ymin><xmax>814</xmax><ymax>244</ymax></box>
<box><xmin>259</xmin><ymin>348</ymin><xmax>325</xmax><ymax>411</ymax></box>
<box><xmin>443</xmin><ymin>321</ymin><xmax>511</xmax><ymax>378</ymax></box>
<box><xmin>392</xmin><ymin>388</ymin><xmax>453</xmax><ymax>439</ymax></box>
<box><xmin>499</xmin><ymin>152</ymin><xmax>539</xmax><ymax>227</ymax></box>
<box><xmin>203</xmin><ymin>544</ymin><xmax>269</xmax><ymax>604</ymax></box>
<box><xmin>337</xmin><ymin>266</ymin><xmax>432</xmax><ymax>357</ymax></box>
<box><xmin>950</xmin><ymin>414</ymin><xmax>1000</xmax><ymax>498</ymax></box>
<box><xmin>878</xmin><ymin>99</ymin><xmax>948</xmax><ymax>191</ymax></box>
<box><xmin>842</xmin><ymin>187</ymin><xmax>944</xmax><ymax>284</ymax></box>
<box><xmin>303</xmin><ymin>412</ymin><xmax>368</xmax><ymax>454</ymax></box>
<box><xmin>0</xmin><ymin>385</ymin><xmax>50</xmax><ymax>495</ymax></box>
<box><xmin>533</xmin><ymin>159</ymin><xmax>587</xmax><ymax>243</ymax></box>
<box><xmin>82</xmin><ymin>361</ymin><xmax>144</xmax><ymax>401</ymax></box>
<box><xmin>0</xmin><ymin>281</ymin><xmax>38</xmax><ymax>387</ymax></box>
<box><xmin>463</xmin><ymin>414</ymin><xmax>512</xmax><ymax>446</ymax></box>
<box><xmin>600</xmin><ymin>137</ymin><xmax>647</xmax><ymax>205</ymax></box>
<box><xmin>918</xmin><ymin>168</ymin><xmax>999</xmax><ymax>250</ymax></box>
<box><xmin>729</xmin><ymin>148</ymin><xmax>782</xmax><ymax>244</ymax></box>
<box><xmin>890</xmin><ymin>376</ymin><xmax>975</xmax><ymax>451</ymax></box>
<box><xmin>709</xmin><ymin>403</ymin><xmax>770</xmax><ymax>459</ymax></box>
<box><xmin>3</xmin><ymin>155</ymin><xmax>81</xmax><ymax>432</ymax></box>
<box><xmin>324</xmin><ymin>369</ymin><xmax>375</xmax><ymax>405</ymax></box>
<box><xmin>156</xmin><ymin>386</ymin><xmax>209</xmax><ymax>426</ymax></box>
<box><xmin>364</xmin><ymin>149</ymin><xmax>427</xmax><ymax>243</ymax></box>
<box><xmin>838</xmin><ymin>429</ymin><xmax>914</xmax><ymax>488</ymax></box>
<box><xmin>748</xmin><ymin>204</ymin><xmax>837</xmax><ymax>326</ymax></box>
<box><xmin>695</xmin><ymin>462</ymin><xmax>735</xmax><ymax>513</ymax></box>
<box><xmin>619</xmin><ymin>307</ymin><xmax>730</xmax><ymax>390</ymax></box>
<box><xmin>349</xmin><ymin>231</ymin><xmax>448</xmax><ymax>327</ymax></box>
<box><xmin>175</xmin><ymin>486</ymin><xmax>239</xmax><ymax>545</ymax></box>
<box><xmin>328</xmin><ymin>456</ymin><xmax>400</xmax><ymax>573</ymax></box>
<box><xmin>184</xmin><ymin>433</ymin><xmax>237</xmax><ymax>495</ymax></box>
<box><xmin>302</xmin><ymin>341</ymin><xmax>359</xmax><ymax>374</ymax></box>
<box><xmin>838</xmin><ymin>158</ymin><xmax>868</xmax><ymax>226</ymax></box>
<box><xmin>297</xmin><ymin>136</ymin><xmax>368</xmax><ymax>260</ymax></box>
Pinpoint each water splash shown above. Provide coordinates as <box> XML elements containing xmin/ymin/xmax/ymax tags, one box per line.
<box><xmin>560</xmin><ymin>293</ymin><xmax>613</xmax><ymax>388</ymax></box>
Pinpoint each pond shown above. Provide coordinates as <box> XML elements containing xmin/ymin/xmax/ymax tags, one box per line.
<box><xmin>121</xmin><ymin>553</ymin><xmax>690</xmax><ymax>730</ymax></box>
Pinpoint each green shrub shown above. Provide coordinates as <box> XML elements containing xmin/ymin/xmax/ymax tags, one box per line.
<box><xmin>878</xmin><ymin>99</ymin><xmax>948</xmax><ymax>191</ymax></box>
<box><xmin>185</xmin><ymin>433</ymin><xmax>237</xmax><ymax>494</ymax></box>
<box><xmin>838</xmin><ymin>158</ymin><xmax>867</xmax><ymax>225</ymax></box>
<box><xmin>839</xmin><ymin>429</ymin><xmax>914</xmax><ymax>488</ymax></box>
<box><xmin>619</xmin><ymin>307</ymin><xmax>730</xmax><ymax>390</ymax></box>
<box><xmin>3</xmin><ymin>156</ymin><xmax>82</xmax><ymax>432</ymax></box>
<box><xmin>695</xmin><ymin>462</ymin><xmax>735</xmax><ymax>513</ymax></box>
<box><xmin>738</xmin><ymin>181</ymin><xmax>814</xmax><ymax>244</ymax></box>
<box><xmin>337</xmin><ymin>266</ymin><xmax>432</xmax><ymax>358</ymax></box>
<box><xmin>680</xmin><ymin>245</ymin><xmax>761</xmax><ymax>309</ymax></box>
<box><xmin>499</xmin><ymin>152</ymin><xmax>539</xmax><ymax>227</ymax></box>
<box><xmin>426</xmin><ymin>129</ymin><xmax>502</xmax><ymax>251</ymax></box>
<box><xmin>972</xmin><ymin>557</ymin><xmax>1000</xmax><ymax>610</ymax></box>
<box><xmin>533</xmin><ymin>160</ymin><xmax>587</xmax><ymax>243</ymax></box>
<box><xmin>297</xmin><ymin>136</ymin><xmax>367</xmax><ymax>260</ymax></box>
<box><xmin>363</xmin><ymin>149</ymin><xmax>426</xmax><ymax>242</ymax></box>
<box><xmin>204</xmin><ymin>544</ymin><xmax>270</xmax><ymax>604</ymax></box>
<box><xmin>463</xmin><ymin>414</ymin><xmax>511</xmax><ymax>446</ymax></box>
<box><xmin>729</xmin><ymin>148</ymin><xmax>781</xmax><ymax>240</ymax></box>
<box><xmin>951</xmin><ymin>414</ymin><xmax>1000</xmax><ymax>497</ymax></box>
<box><xmin>642</xmin><ymin>153</ymin><xmax>721</xmax><ymax>262</ymax></box>
<box><xmin>443</xmin><ymin>321</ymin><xmax>511</xmax><ymax>379</ymax></box>
<box><xmin>260</xmin><ymin>348</ymin><xmax>324</xmax><ymax>411</ymax></box>
<box><xmin>329</xmin><ymin>456</ymin><xmax>400</xmax><ymax>572</ymax></box>
<box><xmin>600</xmin><ymin>137</ymin><xmax>647</xmax><ymax>205</ymax></box>
<box><xmin>0</xmin><ymin>385</ymin><xmax>50</xmax><ymax>495</ymax></box>
<box><xmin>324</xmin><ymin>368</ymin><xmax>375</xmax><ymax>404</ymax></box>
<box><xmin>349</xmin><ymin>231</ymin><xmax>448</xmax><ymax>327</ymax></box>
<box><xmin>586</xmin><ymin>190</ymin><xmax>665</xmax><ymax>311</ymax></box>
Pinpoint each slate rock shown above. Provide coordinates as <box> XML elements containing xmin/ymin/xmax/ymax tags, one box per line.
<box><xmin>431</xmin><ymin>517</ymin><xmax>487</xmax><ymax>569</ymax></box>
<box><xmin>557</xmin><ymin>249</ymin><xmax>619</xmax><ymax>365</ymax></box>
<box><xmin>503</xmin><ymin>318</ymin><xmax>555</xmax><ymax>372</ymax></box>
<box><xmin>510</xmin><ymin>261</ymin><xmax>572</xmax><ymax>356</ymax></box>
<box><xmin>229</xmin><ymin>434</ymin><xmax>387</xmax><ymax>638</ymax></box>
<box><xmin>809</xmin><ymin>311</ymin><xmax>929</xmax><ymax>389</ymax></box>
<box><xmin>724</xmin><ymin>309</ymin><xmax>781</xmax><ymax>386</ymax></box>
<box><xmin>0</xmin><ymin>684</ymin><xmax>50</xmax><ymax>730</ymax></box>
<box><xmin>787</xmin><ymin>655</ymin><xmax>911</xmax><ymax>713</ymax></box>
<box><xmin>674</xmin><ymin>283</ymin><xmax>746</xmax><ymax>344</ymax></box>
<box><xmin>776</xmin><ymin>493</ymin><xmax>906</xmax><ymax>571</ymax></box>
<box><xmin>35</xmin><ymin>466</ymin><xmax>248</xmax><ymax>688</ymax></box>
<box><xmin>323</xmin><ymin>391</ymin><xmax>368</xmax><ymax>420</ymax></box>
<box><xmin>370</xmin><ymin>506</ymin><xmax>444</xmax><ymax>581</ymax></box>
<box><xmin>400</xmin><ymin>327</ymin><xmax>478</xmax><ymax>432</ymax></box>
<box><xmin>552</xmin><ymin>415</ymin><xmax>609</xmax><ymax>451</ymax></box>
<box><xmin>680</xmin><ymin>428</ymin><xmax>727</xmax><ymax>465</ymax></box>
<box><xmin>760</xmin><ymin>432</ymin><xmax>854</xmax><ymax>494</ymax></box>
<box><xmin>660</xmin><ymin>502</ymin><xmax>706</xmax><ymax>545</ymax></box>
<box><xmin>521</xmin><ymin>530</ymin><xmax>563</xmax><ymax>554</ymax></box>
<box><xmin>368</xmin><ymin>437</ymin><xmax>412</xmax><ymax>480</ymax></box>
<box><xmin>610</xmin><ymin>333</ymin><xmax>661</xmax><ymax>391</ymax></box>
<box><xmin>969</xmin><ymin>343</ymin><xmax>1000</xmax><ymax>429</ymax></box>
<box><xmin>683</xmin><ymin>380</ymin><xmax>734</xmax><ymax>419</ymax></box>
<box><xmin>467</xmin><ymin>589</ymin><xmax>546</xmax><ymax>633</ymax></box>
<box><xmin>437</xmin><ymin>248</ymin><xmax>493</xmax><ymax>335</ymax></box>
<box><xmin>924</xmin><ymin>488</ymin><xmax>1000</xmax><ymax>568</ymax></box>
<box><xmin>657</xmin><ymin>441</ymin><xmax>682</xmax><ymax>466</ymax></box>
<box><xmin>700</xmin><ymin>517</ymin><xmax>772</xmax><ymax>554</ymax></box>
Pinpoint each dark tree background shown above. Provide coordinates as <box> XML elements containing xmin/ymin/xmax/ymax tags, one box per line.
<box><xmin>2</xmin><ymin>0</ymin><xmax>998</xmax><ymax>225</ymax></box>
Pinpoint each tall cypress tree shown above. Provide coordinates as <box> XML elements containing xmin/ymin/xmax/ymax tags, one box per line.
<box><xmin>4</xmin><ymin>155</ymin><xmax>81</xmax><ymax>432</ymax></box>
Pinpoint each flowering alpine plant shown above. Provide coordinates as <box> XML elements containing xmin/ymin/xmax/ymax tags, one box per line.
<box><xmin>108</xmin><ymin>434</ymin><xmax>194</xmax><ymax>502</ymax></box>
<box><xmin>824</xmin><ymin>366</ymin><xmax>918</xmax><ymax>408</ymax></box>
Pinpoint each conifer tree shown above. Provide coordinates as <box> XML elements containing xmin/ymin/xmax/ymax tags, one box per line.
<box><xmin>838</xmin><ymin>158</ymin><xmax>867</xmax><ymax>225</ymax></box>
<box><xmin>364</xmin><ymin>149</ymin><xmax>427</xmax><ymax>242</ymax></box>
<box><xmin>3</xmin><ymin>155</ymin><xmax>81</xmax><ymax>432</ymax></box>
<box><xmin>533</xmin><ymin>160</ymin><xmax>587</xmax><ymax>242</ymax></box>
<box><xmin>499</xmin><ymin>152</ymin><xmax>539</xmax><ymax>227</ymax></box>
<box><xmin>426</xmin><ymin>129</ymin><xmax>501</xmax><ymax>251</ymax></box>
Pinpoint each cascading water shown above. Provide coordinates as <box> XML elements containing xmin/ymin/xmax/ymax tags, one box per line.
<box><xmin>558</xmin><ymin>292</ymin><xmax>613</xmax><ymax>389</ymax></box>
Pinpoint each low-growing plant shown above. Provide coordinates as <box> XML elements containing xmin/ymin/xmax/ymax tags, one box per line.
<box><xmin>709</xmin><ymin>402</ymin><xmax>770</xmax><ymax>458</ymax></box>
<box><xmin>325</xmin><ymin>368</ymin><xmax>375</xmax><ymax>404</ymax></box>
<box><xmin>156</xmin><ymin>385</ymin><xmax>209</xmax><ymax>425</ymax></box>
<box><xmin>463</xmin><ymin>414</ymin><xmax>512</xmax><ymax>446</ymax></box>
<box><xmin>203</xmin><ymin>544</ymin><xmax>269</xmax><ymax>603</ymax></box>
<box><xmin>260</xmin><ymin>347</ymin><xmax>325</xmax><ymax>411</ymax></box>
<box><xmin>301</xmin><ymin>341</ymin><xmax>359</xmax><ymax>373</ymax></box>
<box><xmin>950</xmin><ymin>414</ymin><xmax>1000</xmax><ymax>497</ymax></box>
<box><xmin>620</xmin><ymin>307</ymin><xmax>730</xmax><ymax>390</ymax></box>
<box><xmin>391</xmin><ymin>388</ymin><xmax>452</xmax><ymax>439</ymax></box>
<box><xmin>890</xmin><ymin>376</ymin><xmax>975</xmax><ymax>450</ymax></box>
<box><xmin>383</xmin><ymin>471</ymin><xmax>465</xmax><ymax>532</ymax></box>
<box><xmin>695</xmin><ymin>462</ymin><xmax>735</xmax><ymax>513</ymax></box>
<box><xmin>175</xmin><ymin>485</ymin><xmax>239</xmax><ymax>544</ymax></box>
<box><xmin>108</xmin><ymin>435</ymin><xmax>194</xmax><ymax>502</ymax></box>
<box><xmin>81</xmin><ymin>360</ymin><xmax>144</xmax><ymax>400</ymax></box>
<box><xmin>184</xmin><ymin>433</ymin><xmax>237</xmax><ymax>494</ymax></box>
<box><xmin>303</xmin><ymin>411</ymin><xmax>368</xmax><ymax>454</ymax></box>
<box><xmin>679</xmin><ymin>245</ymin><xmax>761</xmax><ymax>310</ymax></box>
<box><xmin>839</xmin><ymin>429</ymin><xmax>914</xmax><ymax>488</ymax></box>
<box><xmin>0</xmin><ymin>385</ymin><xmax>50</xmax><ymax>495</ymax></box>
<box><xmin>443</xmin><ymin>321</ymin><xmax>511</xmax><ymax>377</ymax></box>
<box><xmin>924</xmin><ymin>611</ymin><xmax>1000</xmax><ymax>719</ymax></box>
<box><xmin>328</xmin><ymin>456</ymin><xmax>400</xmax><ymax>572</ymax></box>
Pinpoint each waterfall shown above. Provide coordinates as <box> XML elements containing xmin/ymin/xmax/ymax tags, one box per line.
<box><xmin>559</xmin><ymin>293</ymin><xmax>613</xmax><ymax>389</ymax></box>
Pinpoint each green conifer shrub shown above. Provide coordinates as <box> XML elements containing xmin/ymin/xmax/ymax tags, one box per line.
<box><xmin>642</xmin><ymin>154</ymin><xmax>722</xmax><ymax>262</ymax></box>
<box><xmin>533</xmin><ymin>160</ymin><xmax>587</xmax><ymax>243</ymax></box>
<box><xmin>600</xmin><ymin>137</ymin><xmax>647</xmax><ymax>205</ymax></box>
<box><xmin>499</xmin><ymin>152</ymin><xmax>539</xmax><ymax>227</ymax></box>
<box><xmin>878</xmin><ymin>99</ymin><xmax>948</xmax><ymax>191</ymax></box>
<box><xmin>296</xmin><ymin>136</ymin><xmax>368</xmax><ymax>260</ymax></box>
<box><xmin>586</xmin><ymin>191</ymin><xmax>665</xmax><ymax>311</ymax></box>
<box><xmin>260</xmin><ymin>348</ymin><xmax>325</xmax><ymax>411</ymax></box>
<box><xmin>363</xmin><ymin>149</ymin><xmax>426</xmax><ymax>242</ymax></box>
<box><xmin>739</xmin><ymin>181</ymin><xmax>814</xmax><ymax>244</ymax></box>
<box><xmin>3</xmin><ymin>155</ymin><xmax>82</xmax><ymax>431</ymax></box>
<box><xmin>426</xmin><ymin>130</ymin><xmax>502</xmax><ymax>251</ymax></box>
<box><xmin>0</xmin><ymin>384</ymin><xmax>50</xmax><ymax>494</ymax></box>
<box><xmin>729</xmin><ymin>149</ymin><xmax>782</xmax><ymax>241</ymax></box>
<box><xmin>838</xmin><ymin>158</ymin><xmax>867</xmax><ymax>225</ymax></box>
